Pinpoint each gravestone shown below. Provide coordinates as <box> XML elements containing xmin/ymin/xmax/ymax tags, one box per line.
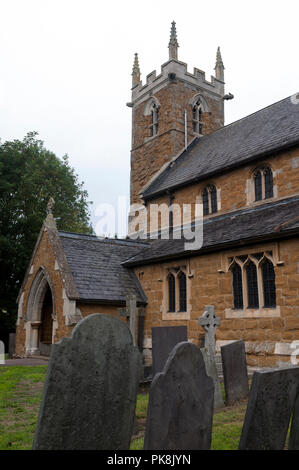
<box><xmin>221</xmin><ymin>340</ymin><xmax>249</xmax><ymax>405</ymax></box>
<box><xmin>118</xmin><ymin>294</ymin><xmax>138</xmax><ymax>346</ymax></box>
<box><xmin>200</xmin><ymin>347</ymin><xmax>224</xmax><ymax>409</ymax></box>
<box><xmin>151</xmin><ymin>325</ymin><xmax>187</xmax><ymax>377</ymax></box>
<box><xmin>289</xmin><ymin>392</ymin><xmax>299</xmax><ymax>449</ymax></box>
<box><xmin>33</xmin><ymin>314</ymin><xmax>141</xmax><ymax>450</ymax></box>
<box><xmin>144</xmin><ymin>342</ymin><xmax>214</xmax><ymax>450</ymax></box>
<box><xmin>198</xmin><ymin>306</ymin><xmax>224</xmax><ymax>409</ymax></box>
<box><xmin>239</xmin><ymin>366</ymin><xmax>299</xmax><ymax>450</ymax></box>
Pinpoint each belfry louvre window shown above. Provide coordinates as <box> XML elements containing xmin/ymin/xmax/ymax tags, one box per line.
<box><xmin>192</xmin><ymin>99</ymin><xmax>203</xmax><ymax>134</ymax></box>
<box><xmin>229</xmin><ymin>252</ymin><xmax>276</xmax><ymax>310</ymax></box>
<box><xmin>167</xmin><ymin>269</ymin><xmax>187</xmax><ymax>313</ymax></box>
<box><xmin>254</xmin><ymin>167</ymin><xmax>274</xmax><ymax>201</ymax></box>
<box><xmin>149</xmin><ymin>102</ymin><xmax>159</xmax><ymax>137</ymax></box>
<box><xmin>202</xmin><ymin>184</ymin><xmax>217</xmax><ymax>215</ymax></box>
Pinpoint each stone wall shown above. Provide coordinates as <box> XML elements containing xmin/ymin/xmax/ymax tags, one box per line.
<box><xmin>136</xmin><ymin>238</ymin><xmax>299</xmax><ymax>367</ymax></box>
<box><xmin>141</xmin><ymin>146</ymin><xmax>299</xmax><ymax>233</ymax></box>
<box><xmin>130</xmin><ymin>79</ymin><xmax>224</xmax><ymax>205</ymax></box>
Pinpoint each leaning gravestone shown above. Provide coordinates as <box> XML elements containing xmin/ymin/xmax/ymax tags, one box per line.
<box><xmin>33</xmin><ymin>314</ymin><xmax>141</xmax><ymax>450</ymax></box>
<box><xmin>200</xmin><ymin>347</ymin><xmax>224</xmax><ymax>409</ymax></box>
<box><xmin>151</xmin><ymin>326</ymin><xmax>187</xmax><ymax>377</ymax></box>
<box><xmin>221</xmin><ymin>340</ymin><xmax>249</xmax><ymax>405</ymax></box>
<box><xmin>239</xmin><ymin>366</ymin><xmax>299</xmax><ymax>450</ymax></box>
<box><xmin>144</xmin><ymin>342</ymin><xmax>214</xmax><ymax>450</ymax></box>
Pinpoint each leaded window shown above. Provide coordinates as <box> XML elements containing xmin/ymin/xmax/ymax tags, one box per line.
<box><xmin>246</xmin><ymin>261</ymin><xmax>259</xmax><ymax>308</ymax></box>
<box><xmin>262</xmin><ymin>259</ymin><xmax>276</xmax><ymax>307</ymax></box>
<box><xmin>232</xmin><ymin>263</ymin><xmax>243</xmax><ymax>309</ymax></box>
<box><xmin>202</xmin><ymin>184</ymin><xmax>218</xmax><ymax>215</ymax></box>
<box><xmin>178</xmin><ymin>272</ymin><xmax>187</xmax><ymax>312</ymax></box>
<box><xmin>168</xmin><ymin>274</ymin><xmax>176</xmax><ymax>312</ymax></box>
<box><xmin>229</xmin><ymin>252</ymin><xmax>276</xmax><ymax>310</ymax></box>
<box><xmin>254</xmin><ymin>167</ymin><xmax>274</xmax><ymax>201</ymax></box>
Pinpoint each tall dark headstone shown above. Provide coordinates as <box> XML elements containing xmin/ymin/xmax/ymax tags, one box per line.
<box><xmin>239</xmin><ymin>367</ymin><xmax>299</xmax><ymax>450</ymax></box>
<box><xmin>144</xmin><ymin>342</ymin><xmax>214</xmax><ymax>450</ymax></box>
<box><xmin>8</xmin><ymin>333</ymin><xmax>15</xmax><ymax>359</ymax></box>
<box><xmin>221</xmin><ymin>340</ymin><xmax>249</xmax><ymax>405</ymax></box>
<box><xmin>33</xmin><ymin>314</ymin><xmax>141</xmax><ymax>450</ymax></box>
<box><xmin>288</xmin><ymin>392</ymin><xmax>299</xmax><ymax>449</ymax></box>
<box><xmin>151</xmin><ymin>326</ymin><xmax>187</xmax><ymax>377</ymax></box>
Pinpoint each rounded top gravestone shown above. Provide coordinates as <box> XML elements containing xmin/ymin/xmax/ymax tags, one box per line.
<box><xmin>33</xmin><ymin>313</ymin><xmax>142</xmax><ymax>450</ymax></box>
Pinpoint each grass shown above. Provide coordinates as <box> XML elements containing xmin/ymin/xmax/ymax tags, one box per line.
<box><xmin>0</xmin><ymin>366</ymin><xmax>47</xmax><ymax>450</ymax></box>
<box><xmin>0</xmin><ymin>366</ymin><xmax>247</xmax><ymax>450</ymax></box>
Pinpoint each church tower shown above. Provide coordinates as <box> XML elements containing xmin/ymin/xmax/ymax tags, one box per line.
<box><xmin>127</xmin><ymin>22</ymin><xmax>226</xmax><ymax>206</ymax></box>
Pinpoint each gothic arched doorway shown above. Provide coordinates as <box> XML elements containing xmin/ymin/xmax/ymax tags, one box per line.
<box><xmin>25</xmin><ymin>267</ymin><xmax>56</xmax><ymax>356</ymax></box>
<box><xmin>39</xmin><ymin>284</ymin><xmax>53</xmax><ymax>356</ymax></box>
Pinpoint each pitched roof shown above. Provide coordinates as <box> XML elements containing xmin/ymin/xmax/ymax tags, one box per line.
<box><xmin>142</xmin><ymin>95</ymin><xmax>299</xmax><ymax>200</ymax></box>
<box><xmin>123</xmin><ymin>196</ymin><xmax>299</xmax><ymax>266</ymax></box>
<box><xmin>58</xmin><ymin>232</ymin><xmax>148</xmax><ymax>304</ymax></box>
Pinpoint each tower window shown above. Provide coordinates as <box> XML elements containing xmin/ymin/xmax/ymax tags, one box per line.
<box><xmin>192</xmin><ymin>99</ymin><xmax>203</xmax><ymax>134</ymax></box>
<box><xmin>149</xmin><ymin>102</ymin><xmax>159</xmax><ymax>137</ymax></box>
<box><xmin>254</xmin><ymin>167</ymin><xmax>274</xmax><ymax>201</ymax></box>
<box><xmin>202</xmin><ymin>184</ymin><xmax>218</xmax><ymax>215</ymax></box>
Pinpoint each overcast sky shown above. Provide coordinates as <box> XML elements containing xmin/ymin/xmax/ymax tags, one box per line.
<box><xmin>0</xmin><ymin>0</ymin><xmax>298</xmax><ymax>232</ymax></box>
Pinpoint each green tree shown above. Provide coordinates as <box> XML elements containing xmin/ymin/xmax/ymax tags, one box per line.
<box><xmin>0</xmin><ymin>132</ymin><xmax>92</xmax><ymax>347</ymax></box>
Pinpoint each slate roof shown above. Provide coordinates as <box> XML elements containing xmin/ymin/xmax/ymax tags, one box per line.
<box><xmin>58</xmin><ymin>232</ymin><xmax>148</xmax><ymax>304</ymax></box>
<box><xmin>123</xmin><ymin>196</ymin><xmax>299</xmax><ymax>266</ymax></box>
<box><xmin>143</xmin><ymin>95</ymin><xmax>299</xmax><ymax>200</ymax></box>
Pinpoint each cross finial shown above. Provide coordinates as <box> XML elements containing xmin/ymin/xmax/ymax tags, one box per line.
<box><xmin>168</xmin><ymin>21</ymin><xmax>179</xmax><ymax>60</ymax></box>
<box><xmin>214</xmin><ymin>46</ymin><xmax>225</xmax><ymax>81</ymax></box>
<box><xmin>132</xmin><ymin>53</ymin><xmax>141</xmax><ymax>87</ymax></box>
<box><xmin>198</xmin><ymin>305</ymin><xmax>221</xmax><ymax>357</ymax></box>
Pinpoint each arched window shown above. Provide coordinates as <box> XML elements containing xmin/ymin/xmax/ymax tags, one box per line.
<box><xmin>202</xmin><ymin>187</ymin><xmax>209</xmax><ymax>216</ymax></box>
<box><xmin>178</xmin><ymin>272</ymin><xmax>187</xmax><ymax>312</ymax></box>
<box><xmin>246</xmin><ymin>261</ymin><xmax>259</xmax><ymax>308</ymax></box>
<box><xmin>254</xmin><ymin>171</ymin><xmax>262</xmax><ymax>201</ymax></box>
<box><xmin>149</xmin><ymin>102</ymin><xmax>159</xmax><ymax>137</ymax></box>
<box><xmin>168</xmin><ymin>274</ymin><xmax>176</xmax><ymax>312</ymax></box>
<box><xmin>232</xmin><ymin>263</ymin><xmax>243</xmax><ymax>309</ymax></box>
<box><xmin>262</xmin><ymin>259</ymin><xmax>276</xmax><ymax>307</ymax></box>
<box><xmin>264</xmin><ymin>168</ymin><xmax>274</xmax><ymax>199</ymax></box>
<box><xmin>192</xmin><ymin>99</ymin><xmax>203</xmax><ymax>134</ymax></box>
<box><xmin>202</xmin><ymin>184</ymin><xmax>217</xmax><ymax>215</ymax></box>
<box><xmin>254</xmin><ymin>167</ymin><xmax>273</xmax><ymax>201</ymax></box>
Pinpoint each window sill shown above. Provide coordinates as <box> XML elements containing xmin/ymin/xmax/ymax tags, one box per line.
<box><xmin>162</xmin><ymin>311</ymin><xmax>190</xmax><ymax>321</ymax></box>
<box><xmin>225</xmin><ymin>306</ymin><xmax>280</xmax><ymax>319</ymax></box>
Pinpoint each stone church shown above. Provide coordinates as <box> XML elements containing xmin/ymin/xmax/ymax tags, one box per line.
<box><xmin>15</xmin><ymin>22</ymin><xmax>299</xmax><ymax>368</ymax></box>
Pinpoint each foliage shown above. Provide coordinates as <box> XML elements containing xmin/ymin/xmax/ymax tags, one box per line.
<box><xmin>0</xmin><ymin>132</ymin><xmax>92</xmax><ymax>342</ymax></box>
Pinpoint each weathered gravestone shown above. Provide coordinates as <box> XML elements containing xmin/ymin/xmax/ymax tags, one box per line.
<box><xmin>199</xmin><ymin>306</ymin><xmax>224</xmax><ymax>409</ymax></box>
<box><xmin>9</xmin><ymin>333</ymin><xmax>15</xmax><ymax>359</ymax></box>
<box><xmin>239</xmin><ymin>366</ymin><xmax>299</xmax><ymax>450</ymax></box>
<box><xmin>33</xmin><ymin>314</ymin><xmax>141</xmax><ymax>450</ymax></box>
<box><xmin>118</xmin><ymin>294</ymin><xmax>138</xmax><ymax>346</ymax></box>
<box><xmin>151</xmin><ymin>325</ymin><xmax>187</xmax><ymax>377</ymax></box>
<box><xmin>289</xmin><ymin>391</ymin><xmax>299</xmax><ymax>449</ymax></box>
<box><xmin>221</xmin><ymin>340</ymin><xmax>249</xmax><ymax>405</ymax></box>
<box><xmin>144</xmin><ymin>342</ymin><xmax>214</xmax><ymax>450</ymax></box>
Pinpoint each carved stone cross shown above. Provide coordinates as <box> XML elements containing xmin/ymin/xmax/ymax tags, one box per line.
<box><xmin>118</xmin><ymin>294</ymin><xmax>137</xmax><ymax>346</ymax></box>
<box><xmin>198</xmin><ymin>305</ymin><xmax>221</xmax><ymax>357</ymax></box>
